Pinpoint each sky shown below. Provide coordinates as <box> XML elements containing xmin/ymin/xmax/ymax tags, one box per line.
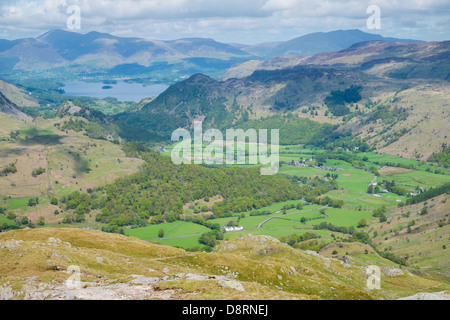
<box><xmin>0</xmin><ymin>0</ymin><xmax>449</xmax><ymax>43</ymax></box>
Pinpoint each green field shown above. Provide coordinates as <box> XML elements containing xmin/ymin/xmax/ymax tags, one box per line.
<box><xmin>279</xmin><ymin>166</ymin><xmax>325</xmax><ymax>176</ymax></box>
<box><xmin>212</xmin><ymin>203</ymin><xmax>317</xmax><ymax>228</ymax></box>
<box><xmin>134</xmin><ymin>143</ymin><xmax>450</xmax><ymax>250</ymax></box>
<box><xmin>125</xmin><ymin>221</ymin><xmax>210</xmax><ymax>241</ymax></box>
<box><xmin>308</xmin><ymin>208</ymin><xmax>373</xmax><ymax>227</ymax></box>
<box><xmin>8</xmin><ymin>198</ymin><xmax>37</xmax><ymax>210</ymax></box>
<box><xmin>159</xmin><ymin>236</ymin><xmax>203</xmax><ymax>249</ymax></box>
<box><xmin>359</xmin><ymin>152</ymin><xmax>421</xmax><ymax>167</ymax></box>
<box><xmin>125</xmin><ymin>203</ymin><xmax>326</xmax><ymax>249</ymax></box>
<box><xmin>0</xmin><ymin>214</ymin><xmax>18</xmax><ymax>227</ymax></box>
<box><xmin>5</xmin><ymin>138</ymin><xmax>447</xmax><ymax>253</ymax></box>
<box><xmin>380</xmin><ymin>170</ymin><xmax>450</xmax><ymax>189</ymax></box>
<box><xmin>152</xmin><ymin>143</ymin><xmax>438</xmax><ymax>249</ymax></box>
<box><xmin>19</xmin><ymin>127</ymin><xmax>54</xmax><ymax>137</ymax></box>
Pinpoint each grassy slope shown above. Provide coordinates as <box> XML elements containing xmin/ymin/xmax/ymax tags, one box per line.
<box><xmin>0</xmin><ymin>79</ymin><xmax>38</xmax><ymax>108</ymax></box>
<box><xmin>0</xmin><ymin>228</ymin><xmax>448</xmax><ymax>300</ymax></box>
<box><xmin>344</xmin><ymin>83</ymin><xmax>450</xmax><ymax>160</ymax></box>
<box><xmin>0</xmin><ymin>115</ymin><xmax>144</xmax><ymax>223</ymax></box>
<box><xmin>370</xmin><ymin>193</ymin><xmax>450</xmax><ymax>275</ymax></box>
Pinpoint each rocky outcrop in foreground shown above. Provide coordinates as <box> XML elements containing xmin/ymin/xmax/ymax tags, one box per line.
<box><xmin>398</xmin><ymin>291</ymin><xmax>450</xmax><ymax>300</ymax></box>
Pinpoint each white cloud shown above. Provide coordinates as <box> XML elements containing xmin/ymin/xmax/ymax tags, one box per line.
<box><xmin>0</xmin><ymin>0</ymin><xmax>448</xmax><ymax>42</ymax></box>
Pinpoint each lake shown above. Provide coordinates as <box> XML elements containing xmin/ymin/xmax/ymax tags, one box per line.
<box><xmin>61</xmin><ymin>81</ymin><xmax>169</xmax><ymax>102</ymax></box>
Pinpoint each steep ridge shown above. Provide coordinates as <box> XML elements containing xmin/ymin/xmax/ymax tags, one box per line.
<box><xmin>0</xmin><ymin>90</ymin><xmax>27</xmax><ymax>120</ymax></box>
<box><xmin>222</xmin><ymin>41</ymin><xmax>450</xmax><ymax>80</ymax></box>
<box><xmin>119</xmin><ymin>66</ymin><xmax>363</xmax><ymax>139</ymax></box>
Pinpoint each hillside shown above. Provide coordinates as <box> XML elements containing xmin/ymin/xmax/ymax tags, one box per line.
<box><xmin>0</xmin><ymin>30</ymin><xmax>253</xmax><ymax>82</ymax></box>
<box><xmin>122</xmin><ymin>40</ymin><xmax>450</xmax><ymax>159</ymax></box>
<box><xmin>260</xmin><ymin>29</ymin><xmax>419</xmax><ymax>59</ymax></box>
<box><xmin>0</xmin><ymin>27</ymin><xmax>449</xmax><ymax>302</ymax></box>
<box><xmin>0</xmin><ymin>90</ymin><xmax>29</xmax><ymax>121</ymax></box>
<box><xmin>370</xmin><ymin>193</ymin><xmax>450</xmax><ymax>276</ymax></box>
<box><xmin>0</xmin><ymin>113</ymin><xmax>144</xmax><ymax>225</ymax></box>
<box><xmin>0</xmin><ymin>79</ymin><xmax>37</xmax><ymax>108</ymax></box>
<box><xmin>0</xmin><ymin>29</ymin><xmax>422</xmax><ymax>84</ymax></box>
<box><xmin>119</xmin><ymin>65</ymin><xmax>364</xmax><ymax>140</ymax></box>
<box><xmin>0</xmin><ymin>228</ymin><xmax>448</xmax><ymax>300</ymax></box>
<box><xmin>222</xmin><ymin>40</ymin><xmax>450</xmax><ymax>80</ymax></box>
<box><xmin>341</xmin><ymin>82</ymin><xmax>450</xmax><ymax>160</ymax></box>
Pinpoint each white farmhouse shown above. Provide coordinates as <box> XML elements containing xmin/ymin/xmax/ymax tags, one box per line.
<box><xmin>224</xmin><ymin>226</ymin><xmax>244</xmax><ymax>232</ymax></box>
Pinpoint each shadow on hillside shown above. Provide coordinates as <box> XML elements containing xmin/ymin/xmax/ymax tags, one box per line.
<box><xmin>68</xmin><ymin>151</ymin><xmax>90</xmax><ymax>174</ymax></box>
<box><xmin>19</xmin><ymin>135</ymin><xmax>64</xmax><ymax>146</ymax></box>
<box><xmin>0</xmin><ymin>147</ymin><xmax>27</xmax><ymax>157</ymax></box>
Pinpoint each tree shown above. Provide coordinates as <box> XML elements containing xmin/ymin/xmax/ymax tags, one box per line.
<box><xmin>300</xmin><ymin>217</ymin><xmax>307</xmax><ymax>223</ymax></box>
<box><xmin>352</xmin><ymin>231</ymin><xmax>370</xmax><ymax>244</ymax></box>
<box><xmin>28</xmin><ymin>198</ymin><xmax>38</xmax><ymax>207</ymax></box>
<box><xmin>32</xmin><ymin>167</ymin><xmax>45</xmax><ymax>177</ymax></box>
<box><xmin>420</xmin><ymin>207</ymin><xmax>428</xmax><ymax>215</ymax></box>
<box><xmin>226</xmin><ymin>220</ymin><xmax>237</xmax><ymax>227</ymax></box>
<box><xmin>373</xmin><ymin>206</ymin><xmax>387</xmax><ymax>222</ymax></box>
<box><xmin>20</xmin><ymin>216</ymin><xmax>29</xmax><ymax>225</ymax></box>
<box><xmin>357</xmin><ymin>219</ymin><xmax>368</xmax><ymax>228</ymax></box>
<box><xmin>50</xmin><ymin>197</ymin><xmax>58</xmax><ymax>205</ymax></box>
<box><xmin>158</xmin><ymin>228</ymin><xmax>165</xmax><ymax>238</ymax></box>
<box><xmin>6</xmin><ymin>212</ymin><xmax>16</xmax><ymax>220</ymax></box>
<box><xmin>37</xmin><ymin>216</ymin><xmax>45</xmax><ymax>226</ymax></box>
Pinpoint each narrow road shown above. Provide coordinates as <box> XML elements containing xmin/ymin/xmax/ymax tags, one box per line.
<box><xmin>145</xmin><ymin>205</ymin><xmax>329</xmax><ymax>240</ymax></box>
<box><xmin>230</xmin><ymin>205</ymin><xmax>329</xmax><ymax>232</ymax></box>
<box><xmin>146</xmin><ymin>165</ymin><xmax>382</xmax><ymax>241</ymax></box>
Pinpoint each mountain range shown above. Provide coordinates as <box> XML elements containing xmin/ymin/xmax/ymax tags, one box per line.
<box><xmin>0</xmin><ymin>26</ymin><xmax>449</xmax><ymax>302</ymax></box>
<box><xmin>222</xmin><ymin>40</ymin><xmax>450</xmax><ymax>80</ymax></box>
<box><xmin>0</xmin><ymin>28</ymin><xmax>449</xmax><ymax>159</ymax></box>
<box><xmin>0</xmin><ymin>29</ymin><xmax>421</xmax><ymax>82</ymax></box>
<box><xmin>1</xmin><ymin>30</ymin><xmax>448</xmax><ymax>161</ymax></box>
<box><xmin>235</xmin><ymin>29</ymin><xmax>419</xmax><ymax>58</ymax></box>
<box><xmin>0</xmin><ymin>29</ymin><xmax>253</xmax><ymax>81</ymax></box>
<box><xmin>118</xmin><ymin>40</ymin><xmax>450</xmax><ymax>156</ymax></box>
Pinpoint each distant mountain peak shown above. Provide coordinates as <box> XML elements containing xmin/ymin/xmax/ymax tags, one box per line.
<box><xmin>37</xmin><ymin>29</ymin><xmax>77</xmax><ymax>39</ymax></box>
<box><xmin>259</xmin><ymin>29</ymin><xmax>420</xmax><ymax>59</ymax></box>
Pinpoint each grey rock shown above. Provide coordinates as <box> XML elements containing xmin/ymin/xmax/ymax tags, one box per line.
<box><xmin>127</xmin><ymin>275</ymin><xmax>160</xmax><ymax>285</ymax></box>
<box><xmin>47</xmin><ymin>237</ymin><xmax>62</xmax><ymax>243</ymax></box>
<box><xmin>382</xmin><ymin>267</ymin><xmax>404</xmax><ymax>277</ymax></box>
<box><xmin>398</xmin><ymin>291</ymin><xmax>450</xmax><ymax>300</ymax></box>
<box><xmin>218</xmin><ymin>279</ymin><xmax>245</xmax><ymax>292</ymax></box>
